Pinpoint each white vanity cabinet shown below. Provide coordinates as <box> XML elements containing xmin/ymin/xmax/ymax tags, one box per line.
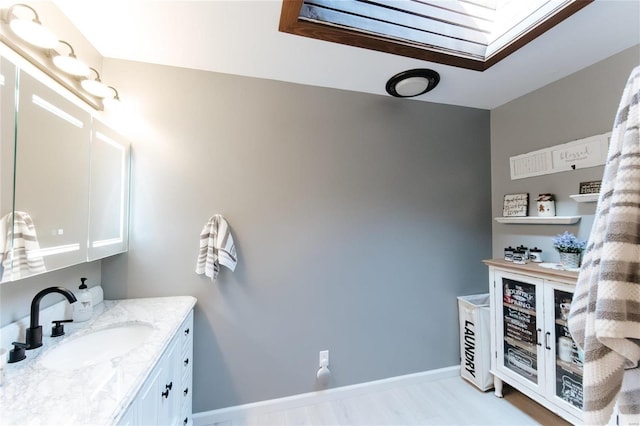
<box><xmin>138</xmin><ymin>337</ymin><xmax>180</xmax><ymax>425</ymax></box>
<box><xmin>119</xmin><ymin>310</ymin><xmax>194</xmax><ymax>426</ymax></box>
<box><xmin>485</xmin><ymin>260</ymin><xmax>583</xmax><ymax>424</ymax></box>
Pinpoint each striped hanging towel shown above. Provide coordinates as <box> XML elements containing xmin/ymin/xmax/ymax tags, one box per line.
<box><xmin>195</xmin><ymin>214</ymin><xmax>237</xmax><ymax>280</ymax></box>
<box><xmin>568</xmin><ymin>65</ymin><xmax>640</xmax><ymax>425</ymax></box>
<box><xmin>0</xmin><ymin>211</ymin><xmax>46</xmax><ymax>281</ymax></box>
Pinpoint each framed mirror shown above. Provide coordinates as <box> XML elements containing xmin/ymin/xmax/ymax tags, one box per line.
<box><xmin>12</xmin><ymin>67</ymin><xmax>91</xmax><ymax>278</ymax></box>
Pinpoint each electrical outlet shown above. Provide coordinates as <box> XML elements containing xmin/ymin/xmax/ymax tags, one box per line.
<box><xmin>319</xmin><ymin>350</ymin><xmax>329</xmax><ymax>367</ymax></box>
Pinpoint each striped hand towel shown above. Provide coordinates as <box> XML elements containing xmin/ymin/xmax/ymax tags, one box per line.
<box><xmin>195</xmin><ymin>214</ymin><xmax>237</xmax><ymax>280</ymax></box>
<box><xmin>1</xmin><ymin>211</ymin><xmax>46</xmax><ymax>281</ymax></box>
<box><xmin>568</xmin><ymin>66</ymin><xmax>640</xmax><ymax>425</ymax></box>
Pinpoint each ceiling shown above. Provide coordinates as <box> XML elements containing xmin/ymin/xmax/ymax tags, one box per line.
<box><xmin>284</xmin><ymin>0</ymin><xmax>593</xmax><ymax>70</ymax></box>
<box><xmin>52</xmin><ymin>0</ymin><xmax>639</xmax><ymax>110</ymax></box>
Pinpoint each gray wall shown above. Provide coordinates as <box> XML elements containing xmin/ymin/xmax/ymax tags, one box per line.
<box><xmin>490</xmin><ymin>45</ymin><xmax>640</xmax><ymax>260</ymax></box>
<box><xmin>100</xmin><ymin>60</ymin><xmax>492</xmax><ymax>412</ymax></box>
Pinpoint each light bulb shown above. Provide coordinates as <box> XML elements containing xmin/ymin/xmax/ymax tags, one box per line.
<box><xmin>81</xmin><ymin>79</ymin><xmax>111</xmax><ymax>98</ymax></box>
<box><xmin>52</xmin><ymin>41</ymin><xmax>91</xmax><ymax>77</ymax></box>
<box><xmin>7</xmin><ymin>4</ymin><xmax>58</xmax><ymax>49</ymax></box>
<box><xmin>9</xmin><ymin>18</ymin><xmax>58</xmax><ymax>48</ymax></box>
<box><xmin>102</xmin><ymin>87</ymin><xmax>121</xmax><ymax>109</ymax></box>
<box><xmin>394</xmin><ymin>77</ymin><xmax>430</xmax><ymax>97</ymax></box>
<box><xmin>53</xmin><ymin>55</ymin><xmax>89</xmax><ymax>77</ymax></box>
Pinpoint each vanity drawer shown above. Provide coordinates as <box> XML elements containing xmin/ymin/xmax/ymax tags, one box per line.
<box><xmin>179</xmin><ymin>358</ymin><xmax>192</xmax><ymax>426</ymax></box>
<box><xmin>180</xmin><ymin>355</ymin><xmax>193</xmax><ymax>415</ymax></box>
<box><xmin>180</xmin><ymin>311</ymin><xmax>193</xmax><ymax>352</ymax></box>
<box><xmin>179</xmin><ymin>397</ymin><xmax>192</xmax><ymax>426</ymax></box>
<box><xmin>180</xmin><ymin>337</ymin><xmax>192</xmax><ymax>382</ymax></box>
<box><xmin>180</xmin><ymin>377</ymin><xmax>192</xmax><ymax>413</ymax></box>
<box><xmin>181</xmin><ymin>355</ymin><xmax>192</xmax><ymax>383</ymax></box>
<box><xmin>180</xmin><ymin>315</ymin><xmax>193</xmax><ymax>380</ymax></box>
<box><xmin>180</xmin><ymin>351</ymin><xmax>192</xmax><ymax>374</ymax></box>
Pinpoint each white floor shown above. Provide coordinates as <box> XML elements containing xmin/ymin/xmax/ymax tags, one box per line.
<box><xmin>204</xmin><ymin>377</ymin><xmax>545</xmax><ymax>426</ymax></box>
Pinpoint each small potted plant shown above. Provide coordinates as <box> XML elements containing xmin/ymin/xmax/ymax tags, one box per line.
<box><xmin>552</xmin><ymin>231</ymin><xmax>587</xmax><ymax>269</ymax></box>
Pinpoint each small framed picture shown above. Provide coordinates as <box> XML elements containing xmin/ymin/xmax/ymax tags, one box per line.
<box><xmin>579</xmin><ymin>180</ymin><xmax>601</xmax><ymax>194</ymax></box>
<box><xmin>503</xmin><ymin>193</ymin><xmax>529</xmax><ymax>217</ymax></box>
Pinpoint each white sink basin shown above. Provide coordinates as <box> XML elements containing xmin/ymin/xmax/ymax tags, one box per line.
<box><xmin>40</xmin><ymin>322</ymin><xmax>154</xmax><ymax>371</ymax></box>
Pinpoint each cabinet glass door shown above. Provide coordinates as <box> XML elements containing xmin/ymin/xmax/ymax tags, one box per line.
<box><xmin>87</xmin><ymin>119</ymin><xmax>130</xmax><ymax>261</ymax></box>
<box><xmin>0</xmin><ymin>54</ymin><xmax>16</xmax><ymax>283</ymax></box>
<box><xmin>495</xmin><ymin>271</ymin><xmax>544</xmax><ymax>391</ymax></box>
<box><xmin>549</xmin><ymin>286</ymin><xmax>584</xmax><ymax>412</ymax></box>
<box><xmin>13</xmin><ymin>69</ymin><xmax>90</xmax><ymax>277</ymax></box>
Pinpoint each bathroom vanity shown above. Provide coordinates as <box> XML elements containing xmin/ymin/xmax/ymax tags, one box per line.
<box><xmin>118</xmin><ymin>305</ymin><xmax>194</xmax><ymax>426</ymax></box>
<box><xmin>0</xmin><ymin>295</ymin><xmax>196</xmax><ymax>425</ymax></box>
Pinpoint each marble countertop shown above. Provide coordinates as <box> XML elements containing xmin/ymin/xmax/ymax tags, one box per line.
<box><xmin>0</xmin><ymin>296</ymin><xmax>196</xmax><ymax>425</ymax></box>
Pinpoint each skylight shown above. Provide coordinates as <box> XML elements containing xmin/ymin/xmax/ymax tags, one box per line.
<box><xmin>279</xmin><ymin>0</ymin><xmax>593</xmax><ymax>71</ymax></box>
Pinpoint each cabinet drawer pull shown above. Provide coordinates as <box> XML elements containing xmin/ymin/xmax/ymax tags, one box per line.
<box><xmin>161</xmin><ymin>389</ymin><xmax>169</xmax><ymax>399</ymax></box>
<box><xmin>166</xmin><ymin>382</ymin><xmax>173</xmax><ymax>391</ymax></box>
<box><xmin>545</xmin><ymin>332</ymin><xmax>551</xmax><ymax>350</ymax></box>
<box><xmin>183</xmin><ymin>417</ymin><xmax>188</xmax><ymax>426</ymax></box>
<box><xmin>184</xmin><ymin>387</ymin><xmax>189</xmax><ymax>397</ymax></box>
<box><xmin>184</xmin><ymin>357</ymin><xmax>189</xmax><ymax>366</ymax></box>
<box><xmin>184</xmin><ymin>328</ymin><xmax>190</xmax><ymax>336</ymax></box>
<box><xmin>536</xmin><ymin>329</ymin><xmax>542</xmax><ymax>346</ymax></box>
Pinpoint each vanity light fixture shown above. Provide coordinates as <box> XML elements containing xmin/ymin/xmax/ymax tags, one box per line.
<box><xmin>385</xmin><ymin>69</ymin><xmax>440</xmax><ymax>98</ymax></box>
<box><xmin>102</xmin><ymin>86</ymin><xmax>121</xmax><ymax>109</ymax></box>
<box><xmin>5</xmin><ymin>3</ymin><xmax>58</xmax><ymax>49</ymax></box>
<box><xmin>81</xmin><ymin>67</ymin><xmax>111</xmax><ymax>98</ymax></box>
<box><xmin>2</xmin><ymin>3</ymin><xmax>123</xmax><ymax>110</ymax></box>
<box><xmin>52</xmin><ymin>40</ymin><xmax>90</xmax><ymax>77</ymax></box>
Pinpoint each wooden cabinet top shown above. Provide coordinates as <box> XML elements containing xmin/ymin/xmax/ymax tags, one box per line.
<box><xmin>483</xmin><ymin>259</ymin><xmax>579</xmax><ymax>282</ymax></box>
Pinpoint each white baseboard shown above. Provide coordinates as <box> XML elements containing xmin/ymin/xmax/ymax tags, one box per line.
<box><xmin>193</xmin><ymin>365</ymin><xmax>459</xmax><ymax>426</ymax></box>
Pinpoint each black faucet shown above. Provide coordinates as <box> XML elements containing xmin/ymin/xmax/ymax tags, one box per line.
<box><xmin>25</xmin><ymin>286</ymin><xmax>77</xmax><ymax>349</ymax></box>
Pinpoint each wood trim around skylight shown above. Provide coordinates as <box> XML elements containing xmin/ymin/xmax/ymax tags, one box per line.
<box><xmin>279</xmin><ymin>0</ymin><xmax>594</xmax><ymax>72</ymax></box>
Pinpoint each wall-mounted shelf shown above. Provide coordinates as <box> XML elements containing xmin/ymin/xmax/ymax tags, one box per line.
<box><xmin>494</xmin><ymin>216</ymin><xmax>581</xmax><ymax>225</ymax></box>
<box><xmin>570</xmin><ymin>194</ymin><xmax>599</xmax><ymax>203</ymax></box>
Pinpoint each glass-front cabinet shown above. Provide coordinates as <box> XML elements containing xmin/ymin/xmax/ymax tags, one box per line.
<box><xmin>14</xmin><ymin>68</ymin><xmax>91</xmax><ymax>277</ymax></box>
<box><xmin>546</xmin><ymin>283</ymin><xmax>584</xmax><ymax>415</ymax></box>
<box><xmin>0</xmin><ymin>55</ymin><xmax>16</xmax><ymax>283</ymax></box>
<box><xmin>0</xmin><ymin>46</ymin><xmax>130</xmax><ymax>283</ymax></box>
<box><xmin>88</xmin><ymin>119</ymin><xmax>130</xmax><ymax>261</ymax></box>
<box><xmin>495</xmin><ymin>271</ymin><xmax>545</xmax><ymax>393</ymax></box>
<box><xmin>488</xmin><ymin>262</ymin><xmax>583</xmax><ymax>425</ymax></box>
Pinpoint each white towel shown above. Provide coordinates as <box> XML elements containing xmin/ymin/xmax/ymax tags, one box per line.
<box><xmin>568</xmin><ymin>66</ymin><xmax>640</xmax><ymax>425</ymax></box>
<box><xmin>195</xmin><ymin>214</ymin><xmax>237</xmax><ymax>280</ymax></box>
<box><xmin>0</xmin><ymin>211</ymin><xmax>46</xmax><ymax>281</ymax></box>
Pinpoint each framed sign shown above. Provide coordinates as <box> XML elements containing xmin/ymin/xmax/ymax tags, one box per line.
<box><xmin>510</xmin><ymin>132</ymin><xmax>610</xmax><ymax>180</ymax></box>
<box><xmin>579</xmin><ymin>180</ymin><xmax>601</xmax><ymax>194</ymax></box>
<box><xmin>503</xmin><ymin>193</ymin><xmax>529</xmax><ymax>217</ymax></box>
